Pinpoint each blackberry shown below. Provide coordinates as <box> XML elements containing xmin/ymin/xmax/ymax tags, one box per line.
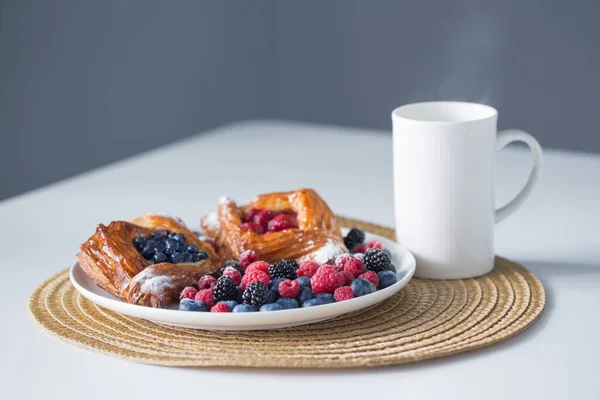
<box><xmin>363</xmin><ymin>248</ymin><xmax>391</xmax><ymax>272</ymax></box>
<box><xmin>242</xmin><ymin>281</ymin><xmax>269</xmax><ymax>308</ymax></box>
<box><xmin>222</xmin><ymin>260</ymin><xmax>243</xmax><ymax>274</ymax></box>
<box><xmin>213</xmin><ymin>276</ymin><xmax>237</xmax><ymax>302</ymax></box>
<box><xmin>269</xmin><ymin>259</ymin><xmax>298</xmax><ymax>280</ymax></box>
<box><xmin>344</xmin><ymin>228</ymin><xmax>365</xmax><ymax>250</ymax></box>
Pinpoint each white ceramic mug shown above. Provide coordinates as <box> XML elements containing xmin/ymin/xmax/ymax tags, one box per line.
<box><xmin>391</xmin><ymin>101</ymin><xmax>543</xmax><ymax>279</ymax></box>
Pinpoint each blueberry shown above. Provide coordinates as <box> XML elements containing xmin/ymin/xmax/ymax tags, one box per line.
<box><xmin>350</xmin><ymin>278</ymin><xmax>376</xmax><ymax>297</ymax></box>
<box><xmin>276</xmin><ymin>298</ymin><xmax>299</xmax><ymax>309</ymax></box>
<box><xmin>173</xmin><ymin>233</ymin><xmax>186</xmax><ymax>243</ymax></box>
<box><xmin>196</xmin><ymin>251</ymin><xmax>209</xmax><ymax>261</ymax></box>
<box><xmin>383</xmin><ymin>248</ymin><xmax>392</xmax><ymax>258</ymax></box>
<box><xmin>378</xmin><ymin>271</ymin><xmax>398</xmax><ymax>289</ymax></box>
<box><xmin>186</xmin><ymin>245</ymin><xmax>199</xmax><ymax>253</ymax></box>
<box><xmin>141</xmin><ymin>246</ymin><xmax>154</xmax><ymax>260</ymax></box>
<box><xmin>133</xmin><ymin>237</ymin><xmax>146</xmax><ymax>249</ymax></box>
<box><xmin>152</xmin><ymin>252</ymin><xmax>167</xmax><ymax>263</ymax></box>
<box><xmin>191</xmin><ymin>252</ymin><xmax>201</xmax><ymax>262</ymax></box>
<box><xmin>297</xmin><ymin>287</ymin><xmax>314</xmax><ymax>304</ymax></box>
<box><xmin>268</xmin><ymin>278</ymin><xmax>287</xmax><ymax>295</ymax></box>
<box><xmin>233</xmin><ymin>304</ymin><xmax>256</xmax><ymax>313</ymax></box>
<box><xmin>166</xmin><ymin>239</ymin><xmax>179</xmax><ymax>250</ymax></box>
<box><xmin>179</xmin><ymin>299</ymin><xmax>209</xmax><ymax>312</ymax></box>
<box><xmin>171</xmin><ymin>252</ymin><xmax>185</xmax><ymax>263</ymax></box>
<box><xmin>184</xmin><ymin>252</ymin><xmax>195</xmax><ymax>262</ymax></box>
<box><xmin>145</xmin><ymin>239</ymin><xmax>158</xmax><ymax>249</ymax></box>
<box><xmin>154</xmin><ymin>241</ymin><xmax>166</xmax><ymax>252</ymax></box>
<box><xmin>260</xmin><ymin>303</ymin><xmax>284</xmax><ymax>312</ymax></box>
<box><xmin>151</xmin><ymin>231</ymin><xmax>165</xmax><ymax>240</ymax></box>
<box><xmin>385</xmin><ymin>263</ymin><xmax>397</xmax><ymax>272</ymax></box>
<box><xmin>315</xmin><ymin>293</ymin><xmax>334</xmax><ymax>304</ymax></box>
<box><xmin>301</xmin><ymin>298</ymin><xmax>325</xmax><ymax>307</ymax></box>
<box><xmin>219</xmin><ymin>300</ymin><xmax>239</xmax><ymax>310</ymax></box>
<box><xmin>295</xmin><ymin>276</ymin><xmax>311</xmax><ymax>288</ymax></box>
<box><xmin>265</xmin><ymin>290</ymin><xmax>278</xmax><ymax>304</ymax></box>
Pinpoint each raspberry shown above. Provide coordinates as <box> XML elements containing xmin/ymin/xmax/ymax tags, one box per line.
<box><xmin>194</xmin><ymin>289</ymin><xmax>215</xmax><ymax>307</ymax></box>
<box><xmin>343</xmin><ymin>257</ymin><xmax>366</xmax><ymax>278</ymax></box>
<box><xmin>334</xmin><ymin>286</ymin><xmax>354</xmax><ymax>302</ymax></box>
<box><xmin>241</xmin><ymin>270</ymin><xmax>270</xmax><ymax>290</ymax></box>
<box><xmin>297</xmin><ymin>261</ymin><xmax>320</xmax><ymax>278</ymax></box>
<box><xmin>351</xmin><ymin>243</ymin><xmax>368</xmax><ymax>254</ymax></box>
<box><xmin>366</xmin><ymin>240</ymin><xmax>383</xmax><ymax>249</ymax></box>
<box><xmin>279</xmin><ymin>280</ymin><xmax>300</xmax><ymax>298</ymax></box>
<box><xmin>310</xmin><ymin>264</ymin><xmax>344</xmax><ymax>294</ymax></box>
<box><xmin>335</xmin><ymin>253</ymin><xmax>355</xmax><ymax>269</ymax></box>
<box><xmin>239</xmin><ymin>250</ymin><xmax>259</xmax><ymax>270</ymax></box>
<box><xmin>360</xmin><ymin>271</ymin><xmax>380</xmax><ymax>288</ymax></box>
<box><xmin>210</xmin><ymin>303</ymin><xmax>230</xmax><ymax>312</ymax></box>
<box><xmin>179</xmin><ymin>286</ymin><xmax>197</xmax><ymax>300</ymax></box>
<box><xmin>267</xmin><ymin>214</ymin><xmax>298</xmax><ymax>232</ymax></box>
<box><xmin>223</xmin><ymin>260</ymin><xmax>243</xmax><ymax>274</ymax></box>
<box><xmin>222</xmin><ymin>266</ymin><xmax>242</xmax><ymax>285</ymax></box>
<box><xmin>252</xmin><ymin>210</ymin><xmax>274</xmax><ymax>229</ymax></box>
<box><xmin>243</xmin><ymin>208</ymin><xmax>261</xmax><ymax>223</ymax></box>
<box><xmin>344</xmin><ymin>228</ymin><xmax>365</xmax><ymax>250</ymax></box>
<box><xmin>341</xmin><ymin>270</ymin><xmax>354</xmax><ymax>285</ymax></box>
<box><xmin>241</xmin><ymin>222</ymin><xmax>264</xmax><ymax>234</ymax></box>
<box><xmin>198</xmin><ymin>275</ymin><xmax>217</xmax><ymax>291</ymax></box>
<box><xmin>246</xmin><ymin>261</ymin><xmax>271</xmax><ymax>276</ymax></box>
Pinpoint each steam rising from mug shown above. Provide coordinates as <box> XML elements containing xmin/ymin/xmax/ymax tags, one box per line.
<box><xmin>409</xmin><ymin>9</ymin><xmax>499</xmax><ymax>106</ymax></box>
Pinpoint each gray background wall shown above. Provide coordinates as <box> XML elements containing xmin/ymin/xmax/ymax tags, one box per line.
<box><xmin>0</xmin><ymin>0</ymin><xmax>276</xmax><ymax>200</ymax></box>
<box><xmin>1</xmin><ymin>0</ymin><xmax>599</xmax><ymax>201</ymax></box>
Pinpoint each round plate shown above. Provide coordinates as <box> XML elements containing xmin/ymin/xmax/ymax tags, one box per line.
<box><xmin>69</xmin><ymin>228</ymin><xmax>416</xmax><ymax>330</ymax></box>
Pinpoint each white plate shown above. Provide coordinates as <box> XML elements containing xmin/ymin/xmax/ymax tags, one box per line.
<box><xmin>70</xmin><ymin>228</ymin><xmax>416</xmax><ymax>330</ymax></box>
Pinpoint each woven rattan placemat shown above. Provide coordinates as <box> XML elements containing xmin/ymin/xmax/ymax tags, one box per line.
<box><xmin>29</xmin><ymin>217</ymin><xmax>545</xmax><ymax>368</ymax></box>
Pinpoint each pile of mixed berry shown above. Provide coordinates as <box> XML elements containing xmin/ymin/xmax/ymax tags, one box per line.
<box><xmin>240</xmin><ymin>209</ymin><xmax>298</xmax><ymax>234</ymax></box>
<box><xmin>133</xmin><ymin>231</ymin><xmax>208</xmax><ymax>264</ymax></box>
<box><xmin>178</xmin><ymin>228</ymin><xmax>398</xmax><ymax>312</ymax></box>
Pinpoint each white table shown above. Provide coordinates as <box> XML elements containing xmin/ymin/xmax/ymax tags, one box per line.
<box><xmin>3</xmin><ymin>121</ymin><xmax>599</xmax><ymax>399</ymax></box>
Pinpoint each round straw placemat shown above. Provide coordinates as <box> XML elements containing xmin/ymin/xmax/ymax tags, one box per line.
<box><xmin>29</xmin><ymin>217</ymin><xmax>545</xmax><ymax>368</ymax></box>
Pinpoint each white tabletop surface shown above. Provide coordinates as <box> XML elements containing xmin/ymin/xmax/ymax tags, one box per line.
<box><xmin>2</xmin><ymin>120</ymin><xmax>600</xmax><ymax>399</ymax></box>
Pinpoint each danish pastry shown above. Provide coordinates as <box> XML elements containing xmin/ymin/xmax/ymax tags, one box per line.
<box><xmin>78</xmin><ymin>214</ymin><xmax>220</xmax><ymax>308</ymax></box>
<box><xmin>200</xmin><ymin>189</ymin><xmax>348</xmax><ymax>264</ymax></box>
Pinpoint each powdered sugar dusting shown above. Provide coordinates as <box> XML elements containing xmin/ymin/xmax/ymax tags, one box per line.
<box><xmin>218</xmin><ymin>196</ymin><xmax>234</xmax><ymax>205</ymax></box>
<box><xmin>311</xmin><ymin>240</ymin><xmax>346</xmax><ymax>264</ymax></box>
<box><xmin>204</xmin><ymin>211</ymin><xmax>220</xmax><ymax>231</ymax></box>
<box><xmin>134</xmin><ymin>270</ymin><xmax>175</xmax><ymax>296</ymax></box>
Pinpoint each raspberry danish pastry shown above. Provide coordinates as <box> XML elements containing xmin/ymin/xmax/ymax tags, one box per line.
<box><xmin>200</xmin><ymin>189</ymin><xmax>348</xmax><ymax>264</ymax></box>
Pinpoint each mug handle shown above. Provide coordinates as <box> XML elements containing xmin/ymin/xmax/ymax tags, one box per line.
<box><xmin>495</xmin><ymin>129</ymin><xmax>544</xmax><ymax>223</ymax></box>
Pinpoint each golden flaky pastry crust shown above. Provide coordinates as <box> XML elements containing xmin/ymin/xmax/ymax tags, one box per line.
<box><xmin>77</xmin><ymin>214</ymin><xmax>220</xmax><ymax>308</ymax></box>
<box><xmin>200</xmin><ymin>189</ymin><xmax>348</xmax><ymax>264</ymax></box>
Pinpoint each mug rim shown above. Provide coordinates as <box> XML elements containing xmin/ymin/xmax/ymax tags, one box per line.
<box><xmin>392</xmin><ymin>101</ymin><xmax>498</xmax><ymax>124</ymax></box>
